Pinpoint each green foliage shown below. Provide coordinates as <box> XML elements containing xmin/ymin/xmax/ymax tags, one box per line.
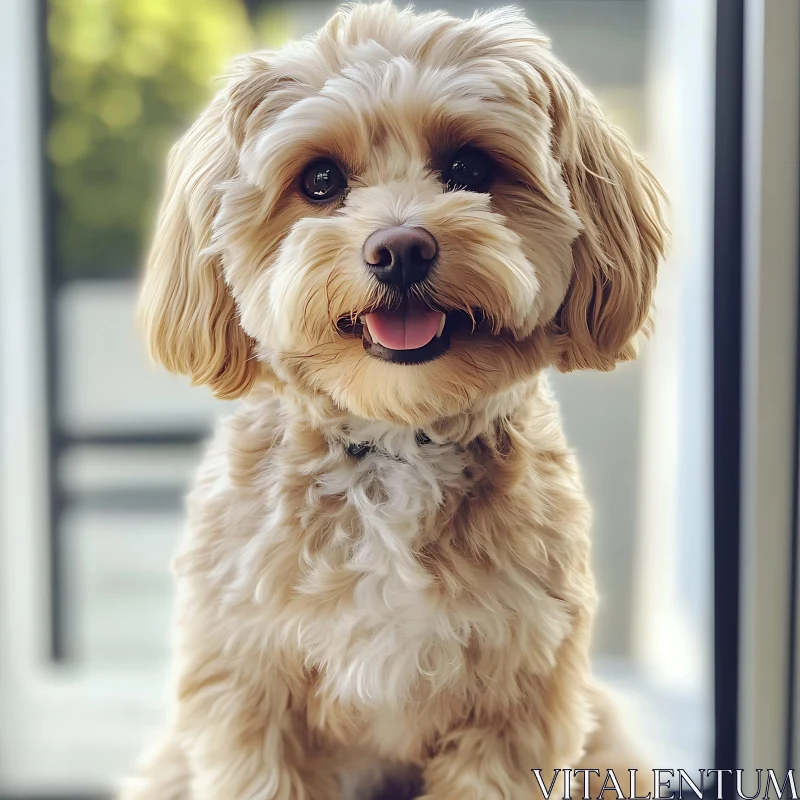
<box><xmin>47</xmin><ymin>0</ymin><xmax>254</xmax><ymax>278</ymax></box>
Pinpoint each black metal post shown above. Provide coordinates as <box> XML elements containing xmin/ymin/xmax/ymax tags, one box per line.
<box><xmin>712</xmin><ymin>0</ymin><xmax>745</xmax><ymax>785</ymax></box>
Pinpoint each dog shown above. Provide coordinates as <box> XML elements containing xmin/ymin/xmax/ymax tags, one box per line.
<box><xmin>120</xmin><ymin>3</ymin><xmax>667</xmax><ymax>799</ymax></box>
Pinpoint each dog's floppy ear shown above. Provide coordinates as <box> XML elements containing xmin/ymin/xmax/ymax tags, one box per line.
<box><xmin>139</xmin><ymin>57</ymin><xmax>274</xmax><ymax>399</ymax></box>
<box><xmin>543</xmin><ymin>61</ymin><xmax>668</xmax><ymax>372</ymax></box>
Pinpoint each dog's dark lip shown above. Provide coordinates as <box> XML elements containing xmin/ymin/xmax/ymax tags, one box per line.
<box><xmin>336</xmin><ymin>309</ymin><xmax>484</xmax><ymax>365</ymax></box>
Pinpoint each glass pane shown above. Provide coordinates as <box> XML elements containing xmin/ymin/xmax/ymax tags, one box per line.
<box><xmin>58</xmin><ymin>445</ymin><xmax>200</xmax><ymax>665</ymax></box>
<box><xmin>59</xmin><ymin>444</ymin><xmax>201</xmax><ymax>494</ymax></box>
<box><xmin>56</xmin><ymin>281</ymin><xmax>222</xmax><ymax>435</ymax></box>
<box><xmin>62</xmin><ymin>507</ymin><xmax>180</xmax><ymax>667</ymax></box>
<box><xmin>46</xmin><ymin>0</ymin><xmax>253</xmax><ymax>279</ymax></box>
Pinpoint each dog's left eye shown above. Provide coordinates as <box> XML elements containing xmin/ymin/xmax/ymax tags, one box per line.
<box><xmin>443</xmin><ymin>147</ymin><xmax>492</xmax><ymax>193</ymax></box>
<box><xmin>301</xmin><ymin>159</ymin><xmax>347</xmax><ymax>202</ymax></box>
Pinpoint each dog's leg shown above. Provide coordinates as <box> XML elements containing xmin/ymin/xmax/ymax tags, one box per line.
<box><xmin>415</xmin><ymin>652</ymin><xmax>594</xmax><ymax>800</ymax></box>
<box><xmin>416</xmin><ymin>721</ymin><xmax>561</xmax><ymax>800</ymax></box>
<box><xmin>177</xmin><ymin>659</ymin><xmax>338</xmax><ymax>800</ymax></box>
<box><xmin>117</xmin><ymin>733</ymin><xmax>190</xmax><ymax>800</ymax></box>
<box><xmin>569</xmin><ymin>685</ymin><xmax>652</xmax><ymax>800</ymax></box>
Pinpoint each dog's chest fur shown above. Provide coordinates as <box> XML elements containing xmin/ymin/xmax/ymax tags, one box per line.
<box><xmin>233</xmin><ymin>419</ymin><xmax>569</xmax><ymax>728</ymax></box>
<box><xmin>296</xmin><ymin>432</ymin><xmax>473</xmax><ymax>714</ymax></box>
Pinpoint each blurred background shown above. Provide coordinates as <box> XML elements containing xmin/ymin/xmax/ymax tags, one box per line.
<box><xmin>0</xmin><ymin>0</ymin><xmax>797</xmax><ymax>796</ymax></box>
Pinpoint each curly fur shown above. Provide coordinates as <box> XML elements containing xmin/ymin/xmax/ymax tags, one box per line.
<box><xmin>121</xmin><ymin>4</ymin><xmax>667</xmax><ymax>799</ymax></box>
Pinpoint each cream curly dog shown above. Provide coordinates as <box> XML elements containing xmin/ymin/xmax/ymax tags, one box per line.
<box><xmin>121</xmin><ymin>3</ymin><xmax>667</xmax><ymax>798</ymax></box>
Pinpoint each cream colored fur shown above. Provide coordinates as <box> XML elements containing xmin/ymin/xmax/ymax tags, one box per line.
<box><xmin>121</xmin><ymin>4</ymin><xmax>667</xmax><ymax>799</ymax></box>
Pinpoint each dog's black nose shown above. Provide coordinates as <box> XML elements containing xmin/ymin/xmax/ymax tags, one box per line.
<box><xmin>363</xmin><ymin>226</ymin><xmax>438</xmax><ymax>290</ymax></box>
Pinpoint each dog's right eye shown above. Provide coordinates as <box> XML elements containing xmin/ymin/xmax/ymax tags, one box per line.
<box><xmin>301</xmin><ymin>159</ymin><xmax>347</xmax><ymax>202</ymax></box>
<box><xmin>442</xmin><ymin>147</ymin><xmax>493</xmax><ymax>193</ymax></box>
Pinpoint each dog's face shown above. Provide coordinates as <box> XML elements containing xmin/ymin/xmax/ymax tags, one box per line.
<box><xmin>141</xmin><ymin>3</ymin><xmax>666</xmax><ymax>426</ymax></box>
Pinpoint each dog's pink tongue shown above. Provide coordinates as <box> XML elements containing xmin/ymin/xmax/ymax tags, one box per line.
<box><xmin>364</xmin><ymin>306</ymin><xmax>444</xmax><ymax>350</ymax></box>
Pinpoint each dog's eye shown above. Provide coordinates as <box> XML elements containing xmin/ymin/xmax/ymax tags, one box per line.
<box><xmin>443</xmin><ymin>147</ymin><xmax>492</xmax><ymax>192</ymax></box>
<box><xmin>301</xmin><ymin>159</ymin><xmax>347</xmax><ymax>202</ymax></box>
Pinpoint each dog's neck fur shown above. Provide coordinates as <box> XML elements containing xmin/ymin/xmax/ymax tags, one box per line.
<box><xmin>268</xmin><ymin>373</ymin><xmax>542</xmax><ymax>459</ymax></box>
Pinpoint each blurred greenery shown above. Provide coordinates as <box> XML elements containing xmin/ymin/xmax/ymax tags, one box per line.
<box><xmin>47</xmin><ymin>0</ymin><xmax>290</xmax><ymax>279</ymax></box>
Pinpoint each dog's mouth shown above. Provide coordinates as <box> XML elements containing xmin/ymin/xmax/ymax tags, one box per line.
<box><xmin>337</xmin><ymin>299</ymin><xmax>479</xmax><ymax>364</ymax></box>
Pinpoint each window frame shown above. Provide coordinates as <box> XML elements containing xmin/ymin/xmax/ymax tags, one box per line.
<box><xmin>737</xmin><ymin>0</ymin><xmax>799</xmax><ymax>778</ymax></box>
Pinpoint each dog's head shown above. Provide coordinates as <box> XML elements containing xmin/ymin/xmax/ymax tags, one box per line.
<box><xmin>140</xmin><ymin>3</ymin><xmax>666</xmax><ymax>426</ymax></box>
